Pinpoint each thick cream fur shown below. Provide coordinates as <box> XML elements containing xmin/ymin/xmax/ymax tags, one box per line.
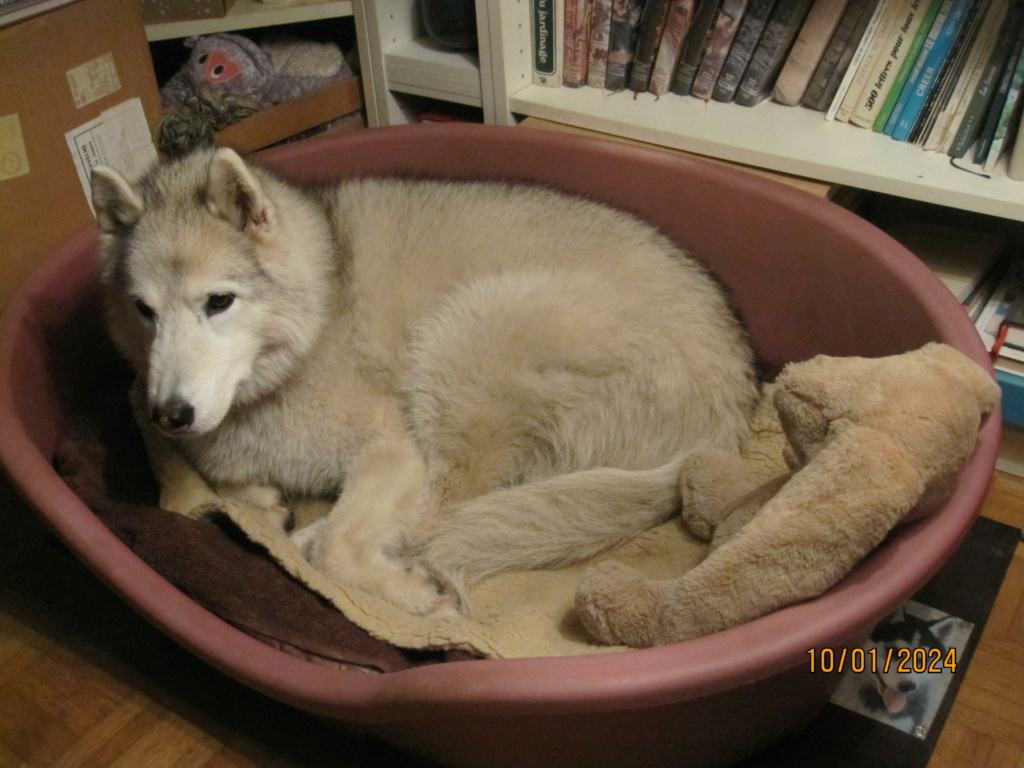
<box><xmin>93</xmin><ymin>150</ymin><xmax>758</xmax><ymax>615</ymax></box>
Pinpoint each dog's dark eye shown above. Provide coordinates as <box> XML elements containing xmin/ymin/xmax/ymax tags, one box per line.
<box><xmin>205</xmin><ymin>292</ymin><xmax>235</xmax><ymax>316</ymax></box>
<box><xmin>134</xmin><ymin>299</ymin><xmax>155</xmax><ymax>320</ymax></box>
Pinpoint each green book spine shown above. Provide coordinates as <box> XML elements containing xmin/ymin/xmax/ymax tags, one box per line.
<box><xmin>872</xmin><ymin>0</ymin><xmax>943</xmax><ymax>130</ymax></box>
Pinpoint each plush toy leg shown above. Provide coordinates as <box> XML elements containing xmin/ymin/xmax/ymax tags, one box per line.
<box><xmin>709</xmin><ymin>472</ymin><xmax>792</xmax><ymax>550</ymax></box>
<box><xmin>678</xmin><ymin>449</ymin><xmax>757</xmax><ymax>540</ymax></box>
<box><xmin>576</xmin><ymin>427</ymin><xmax>923</xmax><ymax>647</ymax></box>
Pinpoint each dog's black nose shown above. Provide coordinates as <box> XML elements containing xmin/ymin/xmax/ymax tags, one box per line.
<box><xmin>152</xmin><ymin>400</ymin><xmax>195</xmax><ymax>434</ymax></box>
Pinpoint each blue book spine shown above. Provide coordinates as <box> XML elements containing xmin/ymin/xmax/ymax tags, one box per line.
<box><xmin>891</xmin><ymin>0</ymin><xmax>972</xmax><ymax>140</ymax></box>
<box><xmin>997</xmin><ymin>369</ymin><xmax>1024</xmax><ymax>427</ymax></box>
<box><xmin>883</xmin><ymin>0</ymin><xmax>954</xmax><ymax>136</ymax></box>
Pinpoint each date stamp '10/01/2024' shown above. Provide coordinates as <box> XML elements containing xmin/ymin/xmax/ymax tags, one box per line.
<box><xmin>807</xmin><ymin>646</ymin><xmax>958</xmax><ymax>675</ymax></box>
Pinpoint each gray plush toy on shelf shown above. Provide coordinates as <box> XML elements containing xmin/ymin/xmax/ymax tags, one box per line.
<box><xmin>156</xmin><ymin>32</ymin><xmax>355</xmax><ymax>155</ymax></box>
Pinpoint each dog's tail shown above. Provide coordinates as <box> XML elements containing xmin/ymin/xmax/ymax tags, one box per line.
<box><xmin>419</xmin><ymin>457</ymin><xmax>685</xmax><ymax>610</ymax></box>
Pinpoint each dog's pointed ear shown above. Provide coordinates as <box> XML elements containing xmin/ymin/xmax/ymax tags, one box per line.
<box><xmin>206</xmin><ymin>148</ymin><xmax>273</xmax><ymax>233</ymax></box>
<box><xmin>91</xmin><ymin>166</ymin><xmax>145</xmax><ymax>235</ymax></box>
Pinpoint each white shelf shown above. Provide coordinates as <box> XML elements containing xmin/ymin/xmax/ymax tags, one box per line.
<box><xmin>145</xmin><ymin>0</ymin><xmax>353</xmax><ymax>41</ymax></box>
<box><xmin>508</xmin><ymin>83</ymin><xmax>1024</xmax><ymax>222</ymax></box>
<box><xmin>384</xmin><ymin>35</ymin><xmax>482</xmax><ymax>107</ymax></box>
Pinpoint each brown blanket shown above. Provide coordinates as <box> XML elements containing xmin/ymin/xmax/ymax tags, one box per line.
<box><xmin>52</xmin><ymin>364</ymin><xmax>476</xmax><ymax>672</ymax></box>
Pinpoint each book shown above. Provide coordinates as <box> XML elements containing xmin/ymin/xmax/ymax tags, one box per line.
<box><xmin>832</xmin><ymin>0</ymin><xmax>904</xmax><ymax>121</ymax></box>
<box><xmin>564</xmin><ymin>0</ymin><xmax>593</xmax><ymax>87</ymax></box>
<box><xmin>881</xmin><ymin>0</ymin><xmax>951</xmax><ymax>137</ymax></box>
<box><xmin>947</xmin><ymin>2</ymin><xmax>1021</xmax><ymax>157</ymax></box>
<box><xmin>911</xmin><ymin>0</ymin><xmax>989</xmax><ymax>145</ymax></box>
<box><xmin>825</xmin><ymin>0</ymin><xmax>893</xmax><ymax>119</ymax></box>
<box><xmin>885</xmin><ymin>220</ymin><xmax>1008</xmax><ymax>302</ymax></box>
<box><xmin>532</xmin><ymin>0</ymin><xmax>565</xmax><ymax>86</ymax></box>
<box><xmin>802</xmin><ymin>0</ymin><xmax>880</xmax><ymax>110</ymax></box>
<box><xmin>734</xmin><ymin>0</ymin><xmax>814</xmax><ymax>106</ymax></box>
<box><xmin>964</xmin><ymin>254</ymin><xmax>1009</xmax><ymax>322</ymax></box>
<box><xmin>691</xmin><ymin>0</ymin><xmax>749</xmax><ymax>99</ymax></box>
<box><xmin>975</xmin><ymin>258</ymin><xmax>1024</xmax><ymax>362</ymax></box>
<box><xmin>651</xmin><ymin>0</ymin><xmax>700</xmax><ymax>94</ymax></box>
<box><xmin>982</xmin><ymin>38</ymin><xmax>1024</xmax><ymax>172</ymax></box>
<box><xmin>713</xmin><ymin>0</ymin><xmax>777</xmax><ymax>102</ymax></box>
<box><xmin>924</xmin><ymin>0</ymin><xmax>1005</xmax><ymax>152</ymax></box>
<box><xmin>605</xmin><ymin>0</ymin><xmax>643</xmax><ymax>90</ymax></box>
<box><xmin>586</xmin><ymin>0</ymin><xmax>613</xmax><ymax>87</ymax></box>
<box><xmin>630</xmin><ymin>0</ymin><xmax>672</xmax><ymax>91</ymax></box>
<box><xmin>871</xmin><ymin>0</ymin><xmax>943</xmax><ymax>129</ymax></box>
<box><xmin>889</xmin><ymin>0</ymin><xmax>973</xmax><ymax>142</ymax></box>
<box><xmin>671</xmin><ymin>0</ymin><xmax>723</xmax><ymax>95</ymax></box>
<box><xmin>1009</xmin><ymin>93</ymin><xmax>1024</xmax><ymax>179</ymax></box>
<box><xmin>971</xmin><ymin>23</ymin><xmax>1024</xmax><ymax>166</ymax></box>
<box><xmin>773</xmin><ymin>0</ymin><xmax>852</xmax><ymax>106</ymax></box>
<box><xmin>1001</xmin><ymin>287</ymin><xmax>1024</xmax><ymax>354</ymax></box>
<box><xmin>848</xmin><ymin>0</ymin><xmax>925</xmax><ymax>127</ymax></box>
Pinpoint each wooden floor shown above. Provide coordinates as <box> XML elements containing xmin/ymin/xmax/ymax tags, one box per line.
<box><xmin>0</xmin><ymin>470</ymin><xmax>1021</xmax><ymax>768</ymax></box>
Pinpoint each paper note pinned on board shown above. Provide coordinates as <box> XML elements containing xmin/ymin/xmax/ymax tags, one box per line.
<box><xmin>0</xmin><ymin>114</ymin><xmax>30</xmax><ymax>182</ymax></box>
<box><xmin>67</xmin><ymin>52</ymin><xmax>122</xmax><ymax>109</ymax></box>
<box><xmin>65</xmin><ymin>98</ymin><xmax>157</xmax><ymax>215</ymax></box>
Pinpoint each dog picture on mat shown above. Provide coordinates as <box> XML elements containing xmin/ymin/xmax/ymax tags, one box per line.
<box><xmin>830</xmin><ymin>599</ymin><xmax>973</xmax><ymax>739</ymax></box>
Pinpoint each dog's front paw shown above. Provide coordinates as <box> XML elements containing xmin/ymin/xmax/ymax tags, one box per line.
<box><xmin>300</xmin><ymin>531</ymin><xmax>451</xmax><ymax>616</ymax></box>
<box><xmin>290</xmin><ymin>517</ymin><xmax>327</xmax><ymax>558</ymax></box>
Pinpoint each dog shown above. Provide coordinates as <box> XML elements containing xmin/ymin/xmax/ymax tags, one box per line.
<box><xmin>90</xmin><ymin>147</ymin><xmax>758</xmax><ymax>615</ymax></box>
<box><xmin>831</xmin><ymin>602</ymin><xmax>964</xmax><ymax>734</ymax></box>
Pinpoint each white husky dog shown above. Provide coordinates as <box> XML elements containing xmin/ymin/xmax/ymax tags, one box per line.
<box><xmin>91</xmin><ymin>147</ymin><xmax>758</xmax><ymax>615</ymax></box>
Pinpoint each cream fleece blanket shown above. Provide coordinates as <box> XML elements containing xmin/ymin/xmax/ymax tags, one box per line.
<box><xmin>151</xmin><ymin>394</ymin><xmax>788</xmax><ymax>659</ymax></box>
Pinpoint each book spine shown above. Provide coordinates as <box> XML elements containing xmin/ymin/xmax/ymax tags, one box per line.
<box><xmin>773</xmin><ymin>0</ymin><xmax>852</xmax><ymax>106</ymax></box>
<box><xmin>948</xmin><ymin>2</ymin><xmax>1021</xmax><ymax>157</ymax></box>
<box><xmin>848</xmin><ymin>0</ymin><xmax>923</xmax><ymax>127</ymax></box>
<box><xmin>735</xmin><ymin>0</ymin><xmax>814</xmax><ymax>106</ymax></box>
<box><xmin>586</xmin><ymin>0</ymin><xmax>613</xmax><ymax>87</ymax></box>
<box><xmin>871</xmin><ymin>0</ymin><xmax>942</xmax><ymax>128</ymax></box>
<box><xmin>930</xmin><ymin>0</ymin><xmax>1005</xmax><ymax>152</ymax></box>
<box><xmin>890</xmin><ymin>0</ymin><xmax>971</xmax><ymax>141</ymax></box>
<box><xmin>1008</xmin><ymin>110</ymin><xmax>1024</xmax><ymax>179</ymax></box>
<box><xmin>912</xmin><ymin>0</ymin><xmax>988</xmax><ymax>145</ymax></box>
<box><xmin>881</xmin><ymin>0</ymin><xmax>949</xmax><ymax>133</ymax></box>
<box><xmin>564</xmin><ymin>0</ymin><xmax>593</xmax><ymax>87</ymax></box>
<box><xmin>532</xmin><ymin>0</ymin><xmax>565</xmax><ymax>86</ymax></box>
<box><xmin>691</xmin><ymin>0</ymin><xmax>749</xmax><ymax>99</ymax></box>
<box><xmin>630</xmin><ymin>0</ymin><xmax>672</xmax><ymax>91</ymax></box>
<box><xmin>974</xmin><ymin>26</ymin><xmax>1024</xmax><ymax>164</ymax></box>
<box><xmin>824</xmin><ymin>0</ymin><xmax>891</xmax><ymax>120</ymax></box>
<box><xmin>713</xmin><ymin>0</ymin><xmax>777</xmax><ymax>102</ymax></box>
<box><xmin>834</xmin><ymin>0</ymin><xmax>904</xmax><ymax>121</ymax></box>
<box><xmin>605</xmin><ymin>0</ymin><xmax>643</xmax><ymax>91</ymax></box>
<box><xmin>671</xmin><ymin>0</ymin><xmax>723</xmax><ymax>95</ymax></box>
<box><xmin>802</xmin><ymin>0</ymin><xmax>879</xmax><ymax>111</ymax></box>
<box><xmin>983</xmin><ymin>45</ymin><xmax>1024</xmax><ymax>171</ymax></box>
<box><xmin>650</xmin><ymin>0</ymin><xmax>700</xmax><ymax>94</ymax></box>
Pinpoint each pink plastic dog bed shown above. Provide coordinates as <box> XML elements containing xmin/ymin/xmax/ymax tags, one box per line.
<box><xmin>0</xmin><ymin>124</ymin><xmax>999</xmax><ymax>768</ymax></box>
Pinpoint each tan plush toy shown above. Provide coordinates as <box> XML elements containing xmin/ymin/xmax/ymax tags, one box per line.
<box><xmin>574</xmin><ymin>342</ymin><xmax>1001</xmax><ymax>648</ymax></box>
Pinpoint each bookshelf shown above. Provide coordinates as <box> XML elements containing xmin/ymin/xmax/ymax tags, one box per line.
<box><xmin>360</xmin><ymin>0</ymin><xmax>1024</xmax><ymax>223</ymax></box>
<box><xmin>385</xmin><ymin>35</ymin><xmax>483</xmax><ymax>106</ymax></box>
<box><xmin>144</xmin><ymin>0</ymin><xmax>353</xmax><ymax>42</ymax></box>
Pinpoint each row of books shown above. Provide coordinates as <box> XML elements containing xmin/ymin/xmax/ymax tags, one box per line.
<box><xmin>532</xmin><ymin>0</ymin><xmax>1024</xmax><ymax>178</ymax></box>
<box><xmin>973</xmin><ymin>255</ymin><xmax>1024</xmax><ymax>378</ymax></box>
<box><xmin>876</xmin><ymin>214</ymin><xmax>1023</xmax><ymax>390</ymax></box>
